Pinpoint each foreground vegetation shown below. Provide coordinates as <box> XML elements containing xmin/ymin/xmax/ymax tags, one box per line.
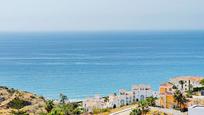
<box><xmin>130</xmin><ymin>96</ymin><xmax>157</xmax><ymax>115</ymax></box>
<box><xmin>0</xmin><ymin>86</ymin><xmax>84</xmax><ymax>115</ymax></box>
<box><xmin>40</xmin><ymin>94</ymin><xmax>84</xmax><ymax>115</ymax></box>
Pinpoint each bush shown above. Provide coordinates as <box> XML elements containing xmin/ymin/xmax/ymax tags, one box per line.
<box><xmin>45</xmin><ymin>100</ymin><xmax>54</xmax><ymax>112</ymax></box>
<box><xmin>130</xmin><ymin>108</ymin><xmax>141</xmax><ymax>115</ymax></box>
<box><xmin>93</xmin><ymin>108</ymin><xmax>110</xmax><ymax>114</ymax></box>
<box><xmin>8</xmin><ymin>98</ymin><xmax>31</xmax><ymax>110</ymax></box>
<box><xmin>193</xmin><ymin>87</ymin><xmax>204</xmax><ymax>92</ymax></box>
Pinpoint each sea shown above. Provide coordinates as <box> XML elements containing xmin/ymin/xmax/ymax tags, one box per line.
<box><xmin>0</xmin><ymin>31</ymin><xmax>204</xmax><ymax>100</ymax></box>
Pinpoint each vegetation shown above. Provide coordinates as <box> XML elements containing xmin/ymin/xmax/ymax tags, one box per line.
<box><xmin>173</xmin><ymin>90</ymin><xmax>188</xmax><ymax>111</ymax></box>
<box><xmin>60</xmin><ymin>93</ymin><xmax>68</xmax><ymax>104</ymax></box>
<box><xmin>11</xmin><ymin>110</ymin><xmax>28</xmax><ymax>115</ymax></box>
<box><xmin>193</xmin><ymin>87</ymin><xmax>204</xmax><ymax>92</ymax></box>
<box><xmin>179</xmin><ymin>80</ymin><xmax>184</xmax><ymax>90</ymax></box>
<box><xmin>45</xmin><ymin>100</ymin><xmax>54</xmax><ymax>113</ymax></box>
<box><xmin>186</xmin><ymin>90</ymin><xmax>193</xmax><ymax>98</ymax></box>
<box><xmin>8</xmin><ymin>97</ymin><xmax>31</xmax><ymax>110</ymax></box>
<box><xmin>103</xmin><ymin>96</ymin><xmax>109</xmax><ymax>102</ymax></box>
<box><xmin>200</xmin><ymin>79</ymin><xmax>204</xmax><ymax>86</ymax></box>
<box><xmin>138</xmin><ymin>100</ymin><xmax>149</xmax><ymax>115</ymax></box>
<box><xmin>130</xmin><ymin>96</ymin><xmax>158</xmax><ymax>115</ymax></box>
<box><xmin>42</xmin><ymin>94</ymin><xmax>84</xmax><ymax>115</ymax></box>
<box><xmin>146</xmin><ymin>96</ymin><xmax>157</xmax><ymax>107</ymax></box>
<box><xmin>48</xmin><ymin>103</ymin><xmax>82</xmax><ymax>115</ymax></box>
<box><xmin>172</xmin><ymin>85</ymin><xmax>178</xmax><ymax>89</ymax></box>
<box><xmin>130</xmin><ymin>108</ymin><xmax>141</xmax><ymax>115</ymax></box>
<box><xmin>93</xmin><ymin>108</ymin><xmax>110</xmax><ymax>114</ymax></box>
<box><xmin>188</xmin><ymin>80</ymin><xmax>193</xmax><ymax>92</ymax></box>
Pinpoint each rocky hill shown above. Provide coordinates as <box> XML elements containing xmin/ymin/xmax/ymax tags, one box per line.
<box><xmin>0</xmin><ymin>86</ymin><xmax>47</xmax><ymax>115</ymax></box>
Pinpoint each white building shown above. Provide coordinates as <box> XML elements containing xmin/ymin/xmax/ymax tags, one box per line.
<box><xmin>83</xmin><ymin>84</ymin><xmax>159</xmax><ymax>112</ymax></box>
<box><xmin>132</xmin><ymin>84</ymin><xmax>159</xmax><ymax>101</ymax></box>
<box><xmin>83</xmin><ymin>95</ymin><xmax>108</xmax><ymax>112</ymax></box>
<box><xmin>170</xmin><ymin>76</ymin><xmax>203</xmax><ymax>92</ymax></box>
<box><xmin>107</xmin><ymin>84</ymin><xmax>159</xmax><ymax>108</ymax></box>
<box><xmin>188</xmin><ymin>105</ymin><xmax>204</xmax><ymax>115</ymax></box>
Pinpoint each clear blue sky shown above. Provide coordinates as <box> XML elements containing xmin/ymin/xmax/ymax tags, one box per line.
<box><xmin>0</xmin><ymin>0</ymin><xmax>204</xmax><ymax>31</ymax></box>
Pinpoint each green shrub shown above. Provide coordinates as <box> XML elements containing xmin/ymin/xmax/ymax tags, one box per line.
<box><xmin>193</xmin><ymin>87</ymin><xmax>204</xmax><ymax>92</ymax></box>
<box><xmin>93</xmin><ymin>108</ymin><xmax>110</xmax><ymax>114</ymax></box>
<box><xmin>8</xmin><ymin>98</ymin><xmax>31</xmax><ymax>110</ymax></box>
<box><xmin>130</xmin><ymin>108</ymin><xmax>141</xmax><ymax>115</ymax></box>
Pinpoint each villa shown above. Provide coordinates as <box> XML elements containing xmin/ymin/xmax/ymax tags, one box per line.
<box><xmin>159</xmin><ymin>82</ymin><xmax>175</xmax><ymax>108</ymax></box>
<box><xmin>83</xmin><ymin>84</ymin><xmax>159</xmax><ymax>112</ymax></box>
<box><xmin>170</xmin><ymin>76</ymin><xmax>203</xmax><ymax>92</ymax></box>
<box><xmin>82</xmin><ymin>95</ymin><xmax>108</xmax><ymax>112</ymax></box>
<box><xmin>159</xmin><ymin>76</ymin><xmax>204</xmax><ymax>109</ymax></box>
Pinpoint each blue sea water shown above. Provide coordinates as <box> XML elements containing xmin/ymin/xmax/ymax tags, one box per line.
<box><xmin>0</xmin><ymin>31</ymin><xmax>204</xmax><ymax>100</ymax></box>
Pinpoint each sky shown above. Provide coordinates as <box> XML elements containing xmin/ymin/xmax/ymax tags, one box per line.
<box><xmin>0</xmin><ymin>0</ymin><xmax>204</xmax><ymax>32</ymax></box>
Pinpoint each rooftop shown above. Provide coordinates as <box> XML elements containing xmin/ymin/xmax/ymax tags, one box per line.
<box><xmin>170</xmin><ymin>76</ymin><xmax>203</xmax><ymax>82</ymax></box>
<box><xmin>160</xmin><ymin>82</ymin><xmax>173</xmax><ymax>87</ymax></box>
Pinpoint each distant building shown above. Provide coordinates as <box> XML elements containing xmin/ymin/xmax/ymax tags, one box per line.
<box><xmin>107</xmin><ymin>84</ymin><xmax>159</xmax><ymax>108</ymax></box>
<box><xmin>131</xmin><ymin>84</ymin><xmax>159</xmax><ymax>101</ymax></box>
<box><xmin>83</xmin><ymin>95</ymin><xmax>108</xmax><ymax>112</ymax></box>
<box><xmin>159</xmin><ymin>82</ymin><xmax>175</xmax><ymax>108</ymax></box>
<box><xmin>83</xmin><ymin>84</ymin><xmax>159</xmax><ymax>112</ymax></box>
<box><xmin>170</xmin><ymin>76</ymin><xmax>203</xmax><ymax>92</ymax></box>
<box><xmin>159</xmin><ymin>76</ymin><xmax>204</xmax><ymax>109</ymax></box>
<box><xmin>188</xmin><ymin>105</ymin><xmax>204</xmax><ymax>115</ymax></box>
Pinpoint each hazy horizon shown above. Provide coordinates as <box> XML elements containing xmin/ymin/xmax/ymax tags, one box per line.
<box><xmin>0</xmin><ymin>0</ymin><xmax>204</xmax><ymax>32</ymax></box>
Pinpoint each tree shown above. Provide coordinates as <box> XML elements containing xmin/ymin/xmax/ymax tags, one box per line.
<box><xmin>200</xmin><ymin>79</ymin><xmax>204</xmax><ymax>86</ymax></box>
<box><xmin>45</xmin><ymin>100</ymin><xmax>54</xmax><ymax>113</ymax></box>
<box><xmin>173</xmin><ymin>90</ymin><xmax>188</xmax><ymax>111</ymax></box>
<box><xmin>179</xmin><ymin>80</ymin><xmax>184</xmax><ymax>90</ymax></box>
<box><xmin>179</xmin><ymin>96</ymin><xmax>188</xmax><ymax>111</ymax></box>
<box><xmin>48</xmin><ymin>102</ymin><xmax>83</xmax><ymax>115</ymax></box>
<box><xmin>138</xmin><ymin>100</ymin><xmax>149</xmax><ymax>115</ymax></box>
<box><xmin>172</xmin><ymin>85</ymin><xmax>178</xmax><ymax>89</ymax></box>
<box><xmin>146</xmin><ymin>96</ymin><xmax>157</xmax><ymax>106</ymax></box>
<box><xmin>173</xmin><ymin>90</ymin><xmax>182</xmax><ymax>109</ymax></box>
<box><xmin>60</xmin><ymin>93</ymin><xmax>68</xmax><ymax>104</ymax></box>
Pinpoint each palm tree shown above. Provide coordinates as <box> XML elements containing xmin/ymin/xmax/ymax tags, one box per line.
<box><xmin>179</xmin><ymin>96</ymin><xmax>188</xmax><ymax>110</ymax></box>
<box><xmin>59</xmin><ymin>93</ymin><xmax>68</xmax><ymax>104</ymax></box>
<box><xmin>200</xmin><ymin>79</ymin><xmax>204</xmax><ymax>86</ymax></box>
<box><xmin>45</xmin><ymin>100</ymin><xmax>54</xmax><ymax>112</ymax></box>
<box><xmin>179</xmin><ymin>80</ymin><xmax>184</xmax><ymax>90</ymax></box>
<box><xmin>146</xmin><ymin>96</ymin><xmax>157</xmax><ymax>106</ymax></box>
<box><xmin>138</xmin><ymin>100</ymin><xmax>149</xmax><ymax>115</ymax></box>
<box><xmin>173</xmin><ymin>90</ymin><xmax>182</xmax><ymax>109</ymax></box>
<box><xmin>173</xmin><ymin>90</ymin><xmax>188</xmax><ymax>111</ymax></box>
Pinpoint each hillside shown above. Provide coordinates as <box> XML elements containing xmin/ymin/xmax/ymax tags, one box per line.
<box><xmin>0</xmin><ymin>86</ymin><xmax>47</xmax><ymax>115</ymax></box>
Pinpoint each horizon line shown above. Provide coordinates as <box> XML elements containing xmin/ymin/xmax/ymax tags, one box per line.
<box><xmin>0</xmin><ymin>29</ymin><xmax>204</xmax><ymax>33</ymax></box>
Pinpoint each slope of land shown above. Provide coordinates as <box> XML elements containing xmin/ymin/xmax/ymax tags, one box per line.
<box><xmin>0</xmin><ymin>86</ymin><xmax>46</xmax><ymax>115</ymax></box>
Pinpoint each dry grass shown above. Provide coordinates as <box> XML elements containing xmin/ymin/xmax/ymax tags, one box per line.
<box><xmin>0</xmin><ymin>86</ymin><xmax>46</xmax><ymax>115</ymax></box>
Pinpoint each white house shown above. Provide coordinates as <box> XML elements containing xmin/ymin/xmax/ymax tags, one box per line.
<box><xmin>83</xmin><ymin>84</ymin><xmax>159</xmax><ymax>112</ymax></box>
<box><xmin>170</xmin><ymin>76</ymin><xmax>203</xmax><ymax>92</ymax></box>
<box><xmin>83</xmin><ymin>95</ymin><xmax>108</xmax><ymax>112</ymax></box>
<box><xmin>132</xmin><ymin>84</ymin><xmax>159</xmax><ymax>101</ymax></box>
<box><xmin>107</xmin><ymin>84</ymin><xmax>159</xmax><ymax>108</ymax></box>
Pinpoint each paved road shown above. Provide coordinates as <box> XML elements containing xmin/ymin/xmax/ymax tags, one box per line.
<box><xmin>109</xmin><ymin>107</ymin><xmax>187</xmax><ymax>115</ymax></box>
<box><xmin>150</xmin><ymin>107</ymin><xmax>187</xmax><ymax>115</ymax></box>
